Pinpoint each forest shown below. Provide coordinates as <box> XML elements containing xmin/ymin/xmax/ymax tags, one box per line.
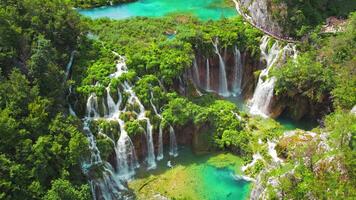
<box><xmin>0</xmin><ymin>0</ymin><xmax>355</xmax><ymax>199</ymax></box>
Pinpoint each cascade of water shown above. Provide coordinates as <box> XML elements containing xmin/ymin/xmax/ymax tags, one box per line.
<box><xmin>116</xmin><ymin>118</ymin><xmax>140</xmax><ymax>180</ymax></box>
<box><xmin>65</xmin><ymin>51</ymin><xmax>75</xmax><ymax>80</ymax></box>
<box><xmin>125</xmin><ymin>82</ymin><xmax>156</xmax><ymax>169</ymax></box>
<box><xmin>267</xmin><ymin>140</ymin><xmax>283</xmax><ymax>163</ymax></box>
<box><xmin>192</xmin><ymin>57</ymin><xmax>200</xmax><ymax>86</ymax></box>
<box><xmin>150</xmin><ymin>92</ymin><xmax>164</xmax><ymax>161</ymax></box>
<box><xmin>212</xmin><ymin>38</ymin><xmax>229</xmax><ymax>97</ymax></box>
<box><xmin>232</xmin><ymin>46</ymin><xmax>243</xmax><ymax>96</ymax></box>
<box><xmin>86</xmin><ymin>94</ymin><xmax>100</xmax><ymax>118</ymax></box>
<box><xmin>106</xmin><ymin>87</ymin><xmax>117</xmax><ymax>117</ymax></box>
<box><xmin>89</xmin><ymin>163</ymin><xmax>127</xmax><ymax>200</ymax></box>
<box><xmin>169</xmin><ymin>126</ymin><xmax>178</xmax><ymax>157</ymax></box>
<box><xmin>82</xmin><ymin>119</ymin><xmax>127</xmax><ymax>200</ymax></box>
<box><xmin>157</xmin><ymin>123</ymin><xmax>164</xmax><ymax>160</ymax></box>
<box><xmin>206</xmin><ymin>58</ymin><xmax>211</xmax><ymax>91</ymax></box>
<box><xmin>250</xmin><ymin>36</ymin><xmax>296</xmax><ymax>117</ymax></box>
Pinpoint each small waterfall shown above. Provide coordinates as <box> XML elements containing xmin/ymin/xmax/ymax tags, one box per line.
<box><xmin>116</xmin><ymin>119</ymin><xmax>139</xmax><ymax>180</ymax></box>
<box><xmin>169</xmin><ymin>126</ymin><xmax>178</xmax><ymax>157</ymax></box>
<box><xmin>86</xmin><ymin>94</ymin><xmax>100</xmax><ymax>118</ymax></box>
<box><xmin>192</xmin><ymin>57</ymin><xmax>200</xmax><ymax>86</ymax></box>
<box><xmin>125</xmin><ymin>83</ymin><xmax>156</xmax><ymax>169</ymax></box>
<box><xmin>232</xmin><ymin>46</ymin><xmax>243</xmax><ymax>96</ymax></box>
<box><xmin>150</xmin><ymin>92</ymin><xmax>164</xmax><ymax>161</ymax></box>
<box><xmin>106</xmin><ymin>87</ymin><xmax>117</xmax><ymax>117</ymax></box>
<box><xmin>65</xmin><ymin>51</ymin><xmax>75</xmax><ymax>80</ymax></box>
<box><xmin>212</xmin><ymin>38</ymin><xmax>229</xmax><ymax>97</ymax></box>
<box><xmin>157</xmin><ymin>123</ymin><xmax>164</xmax><ymax>160</ymax></box>
<box><xmin>250</xmin><ymin>36</ymin><xmax>296</xmax><ymax>117</ymax></box>
<box><xmin>267</xmin><ymin>140</ymin><xmax>283</xmax><ymax>163</ymax></box>
<box><xmin>206</xmin><ymin>59</ymin><xmax>211</xmax><ymax>91</ymax></box>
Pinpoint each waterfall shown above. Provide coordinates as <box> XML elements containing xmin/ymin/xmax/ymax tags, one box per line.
<box><xmin>212</xmin><ymin>38</ymin><xmax>229</xmax><ymax>97</ymax></box>
<box><xmin>250</xmin><ymin>36</ymin><xmax>297</xmax><ymax>117</ymax></box>
<box><xmin>82</xmin><ymin>119</ymin><xmax>127</xmax><ymax>200</ymax></box>
<box><xmin>125</xmin><ymin>82</ymin><xmax>156</xmax><ymax>170</ymax></box>
<box><xmin>86</xmin><ymin>94</ymin><xmax>100</xmax><ymax>118</ymax></box>
<box><xmin>267</xmin><ymin>140</ymin><xmax>283</xmax><ymax>163</ymax></box>
<box><xmin>192</xmin><ymin>57</ymin><xmax>200</xmax><ymax>86</ymax></box>
<box><xmin>116</xmin><ymin>119</ymin><xmax>139</xmax><ymax>180</ymax></box>
<box><xmin>169</xmin><ymin>126</ymin><xmax>178</xmax><ymax>157</ymax></box>
<box><xmin>232</xmin><ymin>46</ymin><xmax>243</xmax><ymax>96</ymax></box>
<box><xmin>65</xmin><ymin>51</ymin><xmax>75</xmax><ymax>80</ymax></box>
<box><xmin>157</xmin><ymin>123</ymin><xmax>164</xmax><ymax>160</ymax></box>
<box><xmin>150</xmin><ymin>92</ymin><xmax>164</xmax><ymax>161</ymax></box>
<box><xmin>206</xmin><ymin>59</ymin><xmax>211</xmax><ymax>91</ymax></box>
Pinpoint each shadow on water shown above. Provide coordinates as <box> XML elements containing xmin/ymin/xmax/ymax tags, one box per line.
<box><xmin>276</xmin><ymin>112</ymin><xmax>318</xmax><ymax>131</ymax></box>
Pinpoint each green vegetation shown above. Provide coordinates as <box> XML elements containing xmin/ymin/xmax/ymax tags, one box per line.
<box><xmin>269</xmin><ymin>0</ymin><xmax>356</xmax><ymax>37</ymax></box>
<box><xmin>269</xmin><ymin>110</ymin><xmax>356</xmax><ymax>199</ymax></box>
<box><xmin>0</xmin><ymin>0</ymin><xmax>91</xmax><ymax>199</ymax></box>
<box><xmin>0</xmin><ymin>0</ymin><xmax>355</xmax><ymax>199</ymax></box>
<box><xmin>70</xmin><ymin>0</ymin><xmax>136</xmax><ymax>8</ymax></box>
<box><xmin>273</xmin><ymin>12</ymin><xmax>356</xmax><ymax>111</ymax></box>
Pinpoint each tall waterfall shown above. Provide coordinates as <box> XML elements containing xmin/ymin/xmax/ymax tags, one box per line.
<box><xmin>82</xmin><ymin>115</ymin><xmax>127</xmax><ymax>200</ymax></box>
<box><xmin>193</xmin><ymin>57</ymin><xmax>200</xmax><ymax>85</ymax></box>
<box><xmin>116</xmin><ymin>118</ymin><xmax>140</xmax><ymax>180</ymax></box>
<box><xmin>150</xmin><ymin>92</ymin><xmax>164</xmax><ymax>161</ymax></box>
<box><xmin>206</xmin><ymin>58</ymin><xmax>211</xmax><ymax>91</ymax></box>
<box><xmin>250</xmin><ymin>36</ymin><xmax>297</xmax><ymax>117</ymax></box>
<box><xmin>81</xmin><ymin>55</ymin><xmax>165</xmax><ymax>200</ymax></box>
<box><xmin>169</xmin><ymin>125</ymin><xmax>178</xmax><ymax>157</ymax></box>
<box><xmin>150</xmin><ymin>91</ymin><xmax>179</xmax><ymax>160</ymax></box>
<box><xmin>212</xmin><ymin>38</ymin><xmax>230</xmax><ymax>97</ymax></box>
<box><xmin>232</xmin><ymin>45</ymin><xmax>243</xmax><ymax>95</ymax></box>
<box><xmin>124</xmin><ymin>83</ymin><xmax>156</xmax><ymax>170</ymax></box>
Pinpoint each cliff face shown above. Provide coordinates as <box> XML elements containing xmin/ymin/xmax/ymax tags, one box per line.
<box><xmin>235</xmin><ymin>0</ymin><xmax>287</xmax><ymax>40</ymax></box>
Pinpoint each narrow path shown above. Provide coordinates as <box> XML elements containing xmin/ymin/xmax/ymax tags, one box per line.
<box><xmin>232</xmin><ymin>0</ymin><xmax>300</xmax><ymax>43</ymax></box>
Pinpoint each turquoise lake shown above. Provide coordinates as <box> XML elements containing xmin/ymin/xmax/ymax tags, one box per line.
<box><xmin>77</xmin><ymin>0</ymin><xmax>237</xmax><ymax>21</ymax></box>
<box><xmin>131</xmin><ymin>146</ymin><xmax>251</xmax><ymax>199</ymax></box>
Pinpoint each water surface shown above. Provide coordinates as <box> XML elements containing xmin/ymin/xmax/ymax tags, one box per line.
<box><xmin>78</xmin><ymin>0</ymin><xmax>237</xmax><ymax>21</ymax></box>
<box><xmin>129</xmin><ymin>146</ymin><xmax>250</xmax><ymax>199</ymax></box>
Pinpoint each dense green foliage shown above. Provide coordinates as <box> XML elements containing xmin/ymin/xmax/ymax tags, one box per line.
<box><xmin>273</xmin><ymin>12</ymin><xmax>356</xmax><ymax>111</ymax></box>
<box><xmin>269</xmin><ymin>0</ymin><xmax>356</xmax><ymax>37</ymax></box>
<box><xmin>70</xmin><ymin>0</ymin><xmax>136</xmax><ymax>8</ymax></box>
<box><xmin>76</xmin><ymin>15</ymin><xmax>261</xmax><ymax>93</ymax></box>
<box><xmin>0</xmin><ymin>0</ymin><xmax>91</xmax><ymax>199</ymax></box>
<box><xmin>0</xmin><ymin>0</ymin><xmax>355</xmax><ymax>199</ymax></box>
<box><xmin>270</xmin><ymin>111</ymin><xmax>356</xmax><ymax>199</ymax></box>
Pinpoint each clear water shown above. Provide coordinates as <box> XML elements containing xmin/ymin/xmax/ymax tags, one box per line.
<box><xmin>200</xmin><ymin>166</ymin><xmax>250</xmax><ymax>200</ymax></box>
<box><xmin>223</xmin><ymin>96</ymin><xmax>317</xmax><ymax>131</ymax></box>
<box><xmin>132</xmin><ymin>146</ymin><xmax>250</xmax><ymax>200</ymax></box>
<box><xmin>277</xmin><ymin>115</ymin><xmax>317</xmax><ymax>131</ymax></box>
<box><xmin>77</xmin><ymin>0</ymin><xmax>237</xmax><ymax>21</ymax></box>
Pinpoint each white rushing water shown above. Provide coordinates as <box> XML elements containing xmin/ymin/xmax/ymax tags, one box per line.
<box><xmin>205</xmin><ymin>58</ymin><xmax>211</xmax><ymax>91</ymax></box>
<box><xmin>232</xmin><ymin>45</ymin><xmax>243</xmax><ymax>96</ymax></box>
<box><xmin>82</xmin><ymin>118</ymin><xmax>127</xmax><ymax>200</ymax></box>
<box><xmin>150</xmin><ymin>91</ymin><xmax>179</xmax><ymax>160</ymax></box>
<box><xmin>212</xmin><ymin>38</ymin><xmax>230</xmax><ymax>97</ymax></box>
<box><xmin>150</xmin><ymin>92</ymin><xmax>164</xmax><ymax>161</ymax></box>
<box><xmin>81</xmin><ymin>55</ymin><xmax>171</xmax><ymax>199</ymax></box>
<box><xmin>250</xmin><ymin>35</ymin><xmax>297</xmax><ymax>117</ymax></box>
<box><xmin>169</xmin><ymin>125</ymin><xmax>178</xmax><ymax>157</ymax></box>
<box><xmin>65</xmin><ymin>51</ymin><xmax>75</xmax><ymax>80</ymax></box>
<box><xmin>267</xmin><ymin>140</ymin><xmax>283</xmax><ymax>163</ymax></box>
<box><xmin>192</xmin><ymin>57</ymin><xmax>200</xmax><ymax>85</ymax></box>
